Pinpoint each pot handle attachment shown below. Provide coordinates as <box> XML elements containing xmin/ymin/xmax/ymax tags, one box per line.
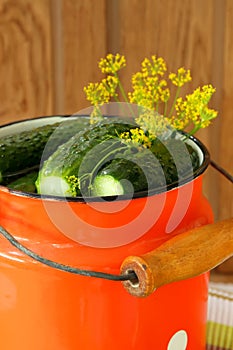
<box><xmin>120</xmin><ymin>218</ymin><xmax>233</xmax><ymax>298</ymax></box>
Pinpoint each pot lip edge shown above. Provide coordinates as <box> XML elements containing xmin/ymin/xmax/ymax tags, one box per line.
<box><xmin>0</xmin><ymin>114</ymin><xmax>210</xmax><ymax>202</ymax></box>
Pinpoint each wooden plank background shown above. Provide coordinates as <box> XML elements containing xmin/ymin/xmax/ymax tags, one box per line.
<box><xmin>0</xmin><ymin>0</ymin><xmax>232</xmax><ymax>225</ymax></box>
<box><xmin>0</xmin><ymin>0</ymin><xmax>53</xmax><ymax>123</ymax></box>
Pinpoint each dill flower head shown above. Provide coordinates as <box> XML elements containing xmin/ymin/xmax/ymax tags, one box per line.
<box><xmin>141</xmin><ymin>55</ymin><xmax>167</xmax><ymax>77</ymax></box>
<box><xmin>120</xmin><ymin>128</ymin><xmax>152</xmax><ymax>148</ymax></box>
<box><xmin>135</xmin><ymin>111</ymin><xmax>171</xmax><ymax>139</ymax></box>
<box><xmin>169</xmin><ymin>67</ymin><xmax>192</xmax><ymax>87</ymax></box>
<box><xmin>173</xmin><ymin>85</ymin><xmax>218</xmax><ymax>133</ymax></box>
<box><xmin>99</xmin><ymin>53</ymin><xmax>126</xmax><ymax>74</ymax></box>
<box><xmin>129</xmin><ymin>58</ymin><xmax>170</xmax><ymax>110</ymax></box>
<box><xmin>84</xmin><ymin>82</ymin><xmax>110</xmax><ymax>106</ymax></box>
<box><xmin>83</xmin><ymin>53</ymin><xmax>218</xmax><ymax>139</ymax></box>
<box><xmin>66</xmin><ymin>175</ymin><xmax>80</xmax><ymax>196</ymax></box>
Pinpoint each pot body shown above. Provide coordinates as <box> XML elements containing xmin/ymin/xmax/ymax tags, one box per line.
<box><xmin>0</xmin><ymin>117</ymin><xmax>213</xmax><ymax>350</ymax></box>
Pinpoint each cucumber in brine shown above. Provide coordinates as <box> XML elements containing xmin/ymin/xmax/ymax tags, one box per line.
<box><xmin>36</xmin><ymin>120</ymin><xmax>138</xmax><ymax>197</ymax></box>
<box><xmin>7</xmin><ymin>171</ymin><xmax>38</xmax><ymax>193</ymax></box>
<box><xmin>0</xmin><ymin>117</ymin><xmax>89</xmax><ymax>183</ymax></box>
<box><xmin>36</xmin><ymin>122</ymin><xmax>200</xmax><ymax>198</ymax></box>
<box><xmin>92</xmin><ymin>138</ymin><xmax>200</xmax><ymax>197</ymax></box>
<box><xmin>91</xmin><ymin>150</ymin><xmax>166</xmax><ymax>197</ymax></box>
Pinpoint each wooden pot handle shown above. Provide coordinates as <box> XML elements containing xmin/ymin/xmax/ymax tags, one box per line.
<box><xmin>120</xmin><ymin>218</ymin><xmax>233</xmax><ymax>297</ymax></box>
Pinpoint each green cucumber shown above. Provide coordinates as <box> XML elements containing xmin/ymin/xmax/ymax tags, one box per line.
<box><xmin>92</xmin><ymin>150</ymin><xmax>166</xmax><ymax>196</ymax></box>
<box><xmin>37</xmin><ymin>121</ymin><xmax>200</xmax><ymax>198</ymax></box>
<box><xmin>0</xmin><ymin>117</ymin><xmax>89</xmax><ymax>183</ymax></box>
<box><xmin>92</xmin><ymin>139</ymin><xmax>200</xmax><ymax>196</ymax></box>
<box><xmin>36</xmin><ymin>120</ymin><xmax>138</xmax><ymax>197</ymax></box>
<box><xmin>7</xmin><ymin>171</ymin><xmax>38</xmax><ymax>193</ymax></box>
<box><xmin>151</xmin><ymin>138</ymin><xmax>200</xmax><ymax>184</ymax></box>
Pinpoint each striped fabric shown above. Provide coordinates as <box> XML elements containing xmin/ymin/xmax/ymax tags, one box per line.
<box><xmin>207</xmin><ymin>282</ymin><xmax>233</xmax><ymax>350</ymax></box>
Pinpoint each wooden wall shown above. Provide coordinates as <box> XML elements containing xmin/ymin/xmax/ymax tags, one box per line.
<box><xmin>0</xmin><ymin>0</ymin><xmax>232</xmax><ymax>222</ymax></box>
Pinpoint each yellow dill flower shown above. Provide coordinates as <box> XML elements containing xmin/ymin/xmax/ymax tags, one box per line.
<box><xmin>185</xmin><ymin>85</ymin><xmax>216</xmax><ymax>116</ymax></box>
<box><xmin>89</xmin><ymin>106</ymin><xmax>103</xmax><ymax>125</ymax></box>
<box><xmin>84</xmin><ymin>82</ymin><xmax>110</xmax><ymax>106</ymax></box>
<box><xmin>172</xmin><ymin>85</ymin><xmax>218</xmax><ymax>132</ymax></box>
<box><xmin>136</xmin><ymin>111</ymin><xmax>171</xmax><ymax>138</ymax></box>
<box><xmin>198</xmin><ymin>108</ymin><xmax>217</xmax><ymax>128</ymax></box>
<box><xmin>170</xmin><ymin>118</ymin><xmax>187</xmax><ymax>131</ymax></box>
<box><xmin>128</xmin><ymin>85</ymin><xmax>154</xmax><ymax>110</ymax></box>
<box><xmin>131</xmin><ymin>72</ymin><xmax>145</xmax><ymax>88</ymax></box>
<box><xmin>157</xmin><ymin>79</ymin><xmax>170</xmax><ymax>103</ymax></box>
<box><xmin>102</xmin><ymin>75</ymin><xmax>119</xmax><ymax>98</ymax></box>
<box><xmin>120</xmin><ymin>128</ymin><xmax>152</xmax><ymax>148</ymax></box>
<box><xmin>169</xmin><ymin>67</ymin><xmax>192</xmax><ymax>87</ymax></box>
<box><xmin>84</xmin><ymin>53</ymin><xmax>218</xmax><ymax>137</ymax></box>
<box><xmin>197</xmin><ymin>84</ymin><xmax>216</xmax><ymax>104</ymax></box>
<box><xmin>130</xmin><ymin>93</ymin><xmax>155</xmax><ymax>110</ymax></box>
<box><xmin>120</xmin><ymin>131</ymin><xmax>130</xmax><ymax>140</ymax></box>
<box><xmin>129</xmin><ymin>72</ymin><xmax>153</xmax><ymax>106</ymax></box>
<box><xmin>145</xmin><ymin>76</ymin><xmax>159</xmax><ymax>91</ymax></box>
<box><xmin>98</xmin><ymin>53</ymin><xmax>126</xmax><ymax>74</ymax></box>
<box><xmin>84</xmin><ymin>81</ymin><xmax>111</xmax><ymax>124</ymax></box>
<box><xmin>141</xmin><ymin>56</ymin><xmax>167</xmax><ymax>77</ymax></box>
<box><xmin>130</xmin><ymin>128</ymin><xmax>152</xmax><ymax>148</ymax></box>
<box><xmin>170</xmin><ymin>97</ymin><xmax>190</xmax><ymax>130</ymax></box>
<box><xmin>66</xmin><ymin>175</ymin><xmax>80</xmax><ymax>196</ymax></box>
<box><xmin>130</xmin><ymin>72</ymin><xmax>170</xmax><ymax>110</ymax></box>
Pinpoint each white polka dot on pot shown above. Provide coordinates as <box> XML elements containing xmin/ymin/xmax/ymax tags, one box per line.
<box><xmin>167</xmin><ymin>330</ymin><xmax>188</xmax><ymax>350</ymax></box>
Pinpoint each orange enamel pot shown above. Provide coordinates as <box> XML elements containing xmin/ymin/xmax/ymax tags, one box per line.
<box><xmin>0</xmin><ymin>116</ymin><xmax>213</xmax><ymax>350</ymax></box>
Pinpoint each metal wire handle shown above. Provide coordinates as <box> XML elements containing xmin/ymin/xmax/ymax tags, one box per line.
<box><xmin>0</xmin><ymin>226</ymin><xmax>137</xmax><ymax>283</ymax></box>
<box><xmin>210</xmin><ymin>159</ymin><xmax>233</xmax><ymax>183</ymax></box>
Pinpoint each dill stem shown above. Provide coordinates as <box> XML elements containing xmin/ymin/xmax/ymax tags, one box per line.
<box><xmin>168</xmin><ymin>86</ymin><xmax>181</xmax><ymax>118</ymax></box>
<box><xmin>116</xmin><ymin>73</ymin><xmax>135</xmax><ymax>118</ymax></box>
<box><xmin>164</xmin><ymin>101</ymin><xmax>168</xmax><ymax>118</ymax></box>
<box><xmin>188</xmin><ymin>124</ymin><xmax>201</xmax><ymax>136</ymax></box>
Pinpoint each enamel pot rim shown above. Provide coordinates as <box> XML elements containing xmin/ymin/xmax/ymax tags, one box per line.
<box><xmin>0</xmin><ymin>114</ymin><xmax>210</xmax><ymax>203</ymax></box>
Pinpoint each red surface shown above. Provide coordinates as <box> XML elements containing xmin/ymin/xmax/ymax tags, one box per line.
<box><xmin>0</xmin><ymin>175</ymin><xmax>213</xmax><ymax>349</ymax></box>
